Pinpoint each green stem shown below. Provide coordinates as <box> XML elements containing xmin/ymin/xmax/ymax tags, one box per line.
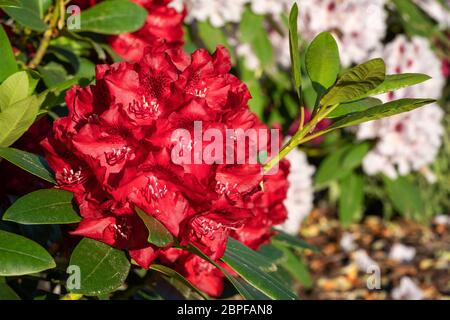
<box><xmin>264</xmin><ymin>103</ymin><xmax>339</xmax><ymax>172</ymax></box>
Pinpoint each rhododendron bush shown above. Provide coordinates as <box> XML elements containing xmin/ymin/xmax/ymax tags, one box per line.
<box><xmin>0</xmin><ymin>0</ymin><xmax>448</xmax><ymax>301</ymax></box>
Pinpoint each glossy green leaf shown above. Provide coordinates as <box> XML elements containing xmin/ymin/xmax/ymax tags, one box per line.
<box><xmin>221</xmin><ymin>238</ymin><xmax>297</xmax><ymax>300</ymax></box>
<box><xmin>0</xmin><ymin>230</ymin><xmax>56</xmax><ymax>276</ymax></box>
<box><xmin>0</xmin><ymin>0</ymin><xmax>22</xmax><ymax>8</ymax></box>
<box><xmin>69</xmin><ymin>238</ymin><xmax>130</xmax><ymax>296</ymax></box>
<box><xmin>0</xmin><ymin>94</ymin><xmax>44</xmax><ymax>147</ymax></box>
<box><xmin>135</xmin><ymin>207</ymin><xmax>173</xmax><ymax>247</ymax></box>
<box><xmin>288</xmin><ymin>3</ymin><xmax>302</xmax><ymax>101</ymax></box>
<box><xmin>187</xmin><ymin>244</ymin><xmax>271</xmax><ymax>300</ymax></box>
<box><xmin>150</xmin><ymin>264</ymin><xmax>209</xmax><ymax>300</ymax></box>
<box><xmin>3</xmin><ymin>2</ymin><xmax>47</xmax><ymax>31</ymax></box>
<box><xmin>327</xmin><ymin>98</ymin><xmax>434</xmax><ymax>131</ymax></box>
<box><xmin>338</xmin><ymin>173</ymin><xmax>364</xmax><ymax>226</ymax></box>
<box><xmin>3</xmin><ymin>189</ymin><xmax>80</xmax><ymax>225</ymax></box>
<box><xmin>0</xmin><ymin>71</ymin><xmax>29</xmax><ymax>110</ymax></box>
<box><xmin>77</xmin><ymin>0</ymin><xmax>147</xmax><ymax>35</ymax></box>
<box><xmin>320</xmin><ymin>58</ymin><xmax>386</xmax><ymax>107</ymax></box>
<box><xmin>0</xmin><ymin>148</ymin><xmax>54</xmax><ymax>183</ymax></box>
<box><xmin>0</xmin><ymin>277</ymin><xmax>20</xmax><ymax>300</ymax></box>
<box><xmin>0</xmin><ymin>26</ymin><xmax>18</xmax><ymax>83</ymax></box>
<box><xmin>364</xmin><ymin>73</ymin><xmax>431</xmax><ymax>98</ymax></box>
<box><xmin>305</xmin><ymin>32</ymin><xmax>340</xmax><ymax>95</ymax></box>
<box><xmin>327</xmin><ymin>98</ymin><xmax>382</xmax><ymax>118</ymax></box>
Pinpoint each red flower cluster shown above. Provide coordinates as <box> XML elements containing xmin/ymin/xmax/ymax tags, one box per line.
<box><xmin>42</xmin><ymin>41</ymin><xmax>289</xmax><ymax>296</ymax></box>
<box><xmin>110</xmin><ymin>0</ymin><xmax>185</xmax><ymax>62</ymax></box>
<box><xmin>72</xmin><ymin>0</ymin><xmax>185</xmax><ymax>62</ymax></box>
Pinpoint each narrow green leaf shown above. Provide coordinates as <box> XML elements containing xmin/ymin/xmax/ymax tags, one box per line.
<box><xmin>288</xmin><ymin>3</ymin><xmax>302</xmax><ymax>101</ymax></box>
<box><xmin>327</xmin><ymin>98</ymin><xmax>434</xmax><ymax>131</ymax></box>
<box><xmin>384</xmin><ymin>176</ymin><xmax>425</xmax><ymax>219</ymax></box>
<box><xmin>320</xmin><ymin>58</ymin><xmax>386</xmax><ymax>107</ymax></box>
<box><xmin>3</xmin><ymin>3</ymin><xmax>47</xmax><ymax>31</ymax></box>
<box><xmin>0</xmin><ymin>94</ymin><xmax>44</xmax><ymax>147</ymax></box>
<box><xmin>150</xmin><ymin>264</ymin><xmax>209</xmax><ymax>300</ymax></box>
<box><xmin>364</xmin><ymin>73</ymin><xmax>431</xmax><ymax>98</ymax></box>
<box><xmin>315</xmin><ymin>143</ymin><xmax>369</xmax><ymax>185</ymax></box>
<box><xmin>187</xmin><ymin>244</ymin><xmax>271</xmax><ymax>300</ymax></box>
<box><xmin>327</xmin><ymin>98</ymin><xmax>382</xmax><ymax>118</ymax></box>
<box><xmin>0</xmin><ymin>26</ymin><xmax>18</xmax><ymax>83</ymax></box>
<box><xmin>3</xmin><ymin>189</ymin><xmax>80</xmax><ymax>225</ymax></box>
<box><xmin>273</xmin><ymin>243</ymin><xmax>313</xmax><ymax>288</ymax></box>
<box><xmin>338</xmin><ymin>173</ymin><xmax>364</xmax><ymax>226</ymax></box>
<box><xmin>305</xmin><ymin>32</ymin><xmax>340</xmax><ymax>95</ymax></box>
<box><xmin>392</xmin><ymin>0</ymin><xmax>436</xmax><ymax>37</ymax></box>
<box><xmin>0</xmin><ymin>147</ymin><xmax>55</xmax><ymax>183</ymax></box>
<box><xmin>239</xmin><ymin>8</ymin><xmax>273</xmax><ymax>69</ymax></box>
<box><xmin>0</xmin><ymin>230</ymin><xmax>56</xmax><ymax>276</ymax></box>
<box><xmin>68</xmin><ymin>238</ymin><xmax>130</xmax><ymax>296</ymax></box>
<box><xmin>272</xmin><ymin>230</ymin><xmax>319</xmax><ymax>253</ymax></box>
<box><xmin>77</xmin><ymin>0</ymin><xmax>147</xmax><ymax>35</ymax></box>
<box><xmin>135</xmin><ymin>207</ymin><xmax>173</xmax><ymax>247</ymax></box>
<box><xmin>221</xmin><ymin>238</ymin><xmax>297</xmax><ymax>300</ymax></box>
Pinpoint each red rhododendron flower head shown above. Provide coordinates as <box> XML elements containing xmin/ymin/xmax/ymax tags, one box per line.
<box><xmin>109</xmin><ymin>0</ymin><xmax>186</xmax><ymax>62</ymax></box>
<box><xmin>42</xmin><ymin>40</ymin><xmax>290</xmax><ymax>297</ymax></box>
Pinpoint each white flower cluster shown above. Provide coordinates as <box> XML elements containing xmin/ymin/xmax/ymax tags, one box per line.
<box><xmin>414</xmin><ymin>0</ymin><xmax>450</xmax><ymax>28</ymax></box>
<box><xmin>278</xmin><ymin>148</ymin><xmax>315</xmax><ymax>235</ymax></box>
<box><xmin>357</xmin><ymin>36</ymin><xmax>445</xmax><ymax>181</ymax></box>
<box><xmin>171</xmin><ymin>0</ymin><xmax>249</xmax><ymax>27</ymax></box>
<box><xmin>258</xmin><ymin>0</ymin><xmax>388</xmax><ymax>68</ymax></box>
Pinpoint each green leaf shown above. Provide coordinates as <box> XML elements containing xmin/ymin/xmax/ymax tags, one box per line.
<box><xmin>3</xmin><ymin>2</ymin><xmax>47</xmax><ymax>32</ymax></box>
<box><xmin>327</xmin><ymin>98</ymin><xmax>382</xmax><ymax>118</ymax></box>
<box><xmin>187</xmin><ymin>244</ymin><xmax>271</xmax><ymax>300</ymax></box>
<box><xmin>272</xmin><ymin>230</ymin><xmax>319</xmax><ymax>253</ymax></box>
<box><xmin>150</xmin><ymin>264</ymin><xmax>209</xmax><ymax>300</ymax></box>
<box><xmin>0</xmin><ymin>94</ymin><xmax>44</xmax><ymax>147</ymax></box>
<box><xmin>392</xmin><ymin>0</ymin><xmax>436</xmax><ymax>37</ymax></box>
<box><xmin>0</xmin><ymin>230</ymin><xmax>55</xmax><ymax>276</ymax></box>
<box><xmin>221</xmin><ymin>238</ymin><xmax>297</xmax><ymax>300</ymax></box>
<box><xmin>327</xmin><ymin>98</ymin><xmax>434</xmax><ymax>131</ymax></box>
<box><xmin>77</xmin><ymin>0</ymin><xmax>147</xmax><ymax>35</ymax></box>
<box><xmin>0</xmin><ymin>26</ymin><xmax>18</xmax><ymax>83</ymax></box>
<box><xmin>273</xmin><ymin>243</ymin><xmax>313</xmax><ymax>288</ymax></box>
<box><xmin>68</xmin><ymin>238</ymin><xmax>130</xmax><ymax>296</ymax></box>
<box><xmin>0</xmin><ymin>0</ymin><xmax>22</xmax><ymax>8</ymax></box>
<box><xmin>338</xmin><ymin>173</ymin><xmax>364</xmax><ymax>226</ymax></box>
<box><xmin>197</xmin><ymin>20</ymin><xmax>233</xmax><ymax>61</ymax></box>
<box><xmin>239</xmin><ymin>8</ymin><xmax>273</xmax><ymax>69</ymax></box>
<box><xmin>305</xmin><ymin>32</ymin><xmax>340</xmax><ymax>95</ymax></box>
<box><xmin>384</xmin><ymin>176</ymin><xmax>425</xmax><ymax>220</ymax></box>
<box><xmin>0</xmin><ymin>148</ymin><xmax>55</xmax><ymax>183</ymax></box>
<box><xmin>135</xmin><ymin>207</ymin><xmax>173</xmax><ymax>247</ymax></box>
<box><xmin>320</xmin><ymin>58</ymin><xmax>386</xmax><ymax>107</ymax></box>
<box><xmin>288</xmin><ymin>3</ymin><xmax>302</xmax><ymax>101</ymax></box>
<box><xmin>0</xmin><ymin>71</ymin><xmax>29</xmax><ymax>110</ymax></box>
<box><xmin>0</xmin><ymin>277</ymin><xmax>20</xmax><ymax>300</ymax></box>
<box><xmin>315</xmin><ymin>143</ymin><xmax>369</xmax><ymax>185</ymax></box>
<box><xmin>363</xmin><ymin>73</ymin><xmax>431</xmax><ymax>98</ymax></box>
<box><xmin>38</xmin><ymin>62</ymin><xmax>69</xmax><ymax>88</ymax></box>
<box><xmin>3</xmin><ymin>189</ymin><xmax>80</xmax><ymax>225</ymax></box>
